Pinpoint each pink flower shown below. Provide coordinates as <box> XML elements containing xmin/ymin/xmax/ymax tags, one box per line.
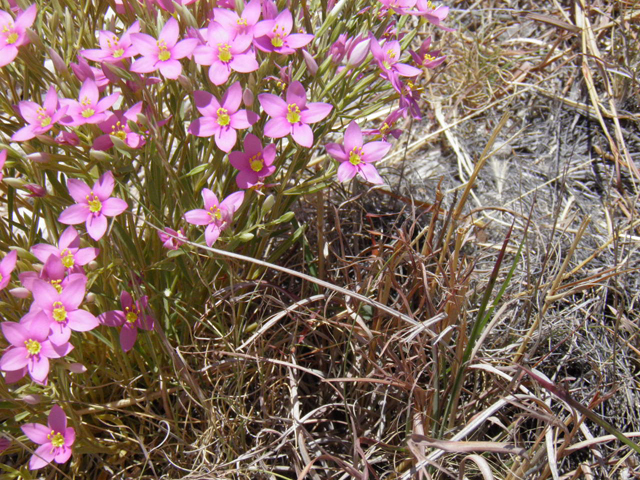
<box><xmin>92</xmin><ymin>102</ymin><xmax>145</xmax><ymax>151</ymax></box>
<box><xmin>0</xmin><ymin>4</ymin><xmax>36</xmax><ymax>67</ymax></box>
<box><xmin>0</xmin><ymin>314</ymin><xmax>73</xmax><ymax>385</ymax></box>
<box><xmin>60</xmin><ymin>79</ymin><xmax>119</xmax><ymax>126</ymax></box>
<box><xmin>19</xmin><ymin>254</ymin><xmax>87</xmax><ymax>294</ymax></box>
<box><xmin>378</xmin><ymin>0</ymin><xmax>417</xmax><ymax>15</ymax></box>
<box><xmin>31</xmin><ymin>226</ymin><xmax>99</xmax><ymax>274</ymax></box>
<box><xmin>21</xmin><ymin>405</ymin><xmax>75</xmax><ymax>470</ymax></box>
<box><xmin>81</xmin><ymin>21</ymin><xmax>140</xmax><ymax>64</ymax></box>
<box><xmin>157</xmin><ymin>227</ymin><xmax>186</xmax><ymax>250</ymax></box>
<box><xmin>229</xmin><ymin>133</ymin><xmax>276</xmax><ymax>189</ymax></box>
<box><xmin>325</xmin><ymin>121</ymin><xmax>391</xmax><ymax>184</ymax></box>
<box><xmin>0</xmin><ymin>250</ymin><xmax>17</xmax><ymax>291</ymax></box>
<box><xmin>362</xmin><ymin>108</ymin><xmax>405</xmax><ymax>141</ymax></box>
<box><xmin>259</xmin><ymin>81</ymin><xmax>333</xmax><ymax>148</ymax></box>
<box><xmin>330</xmin><ymin>34</ymin><xmax>370</xmax><ymax>68</ymax></box>
<box><xmin>99</xmin><ymin>291</ymin><xmax>155</xmax><ymax>352</ymax></box>
<box><xmin>70</xmin><ymin>57</ymin><xmax>110</xmax><ymax>90</ymax></box>
<box><xmin>0</xmin><ymin>150</ymin><xmax>5</xmax><ymax>183</ymax></box>
<box><xmin>409</xmin><ymin>36</ymin><xmax>446</xmax><ymax>69</ymax></box>
<box><xmin>32</xmin><ymin>277</ymin><xmax>98</xmax><ymax>344</ymax></box>
<box><xmin>184</xmin><ymin>189</ymin><xmax>244</xmax><ymax>247</ymax></box>
<box><xmin>58</xmin><ymin>171</ymin><xmax>128</xmax><ymax>241</ymax></box>
<box><xmin>193</xmin><ymin>21</ymin><xmax>258</xmax><ymax>86</ymax></box>
<box><xmin>253</xmin><ymin>9</ymin><xmax>313</xmax><ymax>55</ymax></box>
<box><xmin>412</xmin><ymin>0</ymin><xmax>455</xmax><ymax>31</ymax></box>
<box><xmin>130</xmin><ymin>17</ymin><xmax>198</xmax><ymax>79</ymax></box>
<box><xmin>11</xmin><ymin>86</ymin><xmax>68</xmax><ymax>142</ymax></box>
<box><xmin>188</xmin><ymin>82</ymin><xmax>258</xmax><ymax>152</ymax></box>
<box><xmin>370</xmin><ymin>36</ymin><xmax>422</xmax><ymax>92</ymax></box>
<box><xmin>212</xmin><ymin>0</ymin><xmax>261</xmax><ymax>42</ymax></box>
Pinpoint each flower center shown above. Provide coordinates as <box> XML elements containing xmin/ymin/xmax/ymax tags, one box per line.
<box><xmin>37</xmin><ymin>107</ymin><xmax>52</xmax><ymax>127</ymax></box>
<box><xmin>125</xmin><ymin>306</ymin><xmax>138</xmax><ymax>323</ymax></box>
<box><xmin>237</xmin><ymin>17</ymin><xmax>248</xmax><ymax>27</ymax></box>
<box><xmin>425</xmin><ymin>0</ymin><xmax>435</xmax><ymax>9</ymax></box>
<box><xmin>86</xmin><ymin>193</ymin><xmax>102</xmax><ymax>213</ymax></box>
<box><xmin>423</xmin><ymin>53</ymin><xmax>436</xmax><ymax>62</ymax></box>
<box><xmin>61</xmin><ymin>249</ymin><xmax>75</xmax><ymax>269</ymax></box>
<box><xmin>48</xmin><ymin>431</ymin><xmax>65</xmax><ymax>448</ymax></box>
<box><xmin>111</xmin><ymin>121</ymin><xmax>127</xmax><ymax>140</ymax></box>
<box><xmin>51</xmin><ymin>279</ymin><xmax>63</xmax><ymax>294</ymax></box>
<box><xmin>216</xmin><ymin>108</ymin><xmax>230</xmax><ymax>126</ymax></box>
<box><xmin>380</xmin><ymin>123</ymin><xmax>390</xmax><ymax>135</ymax></box>
<box><xmin>3</xmin><ymin>23</ymin><xmax>18</xmax><ymax>44</ymax></box>
<box><xmin>271</xmin><ymin>25</ymin><xmax>286</xmax><ymax>48</ymax></box>
<box><xmin>286</xmin><ymin>104</ymin><xmax>301</xmax><ymax>124</ymax></box>
<box><xmin>250</xmin><ymin>159</ymin><xmax>264</xmax><ymax>172</ymax></box>
<box><xmin>217</xmin><ymin>44</ymin><xmax>232</xmax><ymax>63</ymax></box>
<box><xmin>349</xmin><ymin>147</ymin><xmax>363</xmax><ymax>166</ymax></box>
<box><xmin>157</xmin><ymin>41</ymin><xmax>171</xmax><ymax>61</ymax></box>
<box><xmin>52</xmin><ymin>301</ymin><xmax>67</xmax><ymax>323</ymax></box>
<box><xmin>24</xmin><ymin>339</ymin><xmax>41</xmax><ymax>355</ymax></box>
<box><xmin>208</xmin><ymin>205</ymin><xmax>222</xmax><ymax>221</ymax></box>
<box><xmin>113</xmin><ymin>47</ymin><xmax>124</xmax><ymax>58</ymax></box>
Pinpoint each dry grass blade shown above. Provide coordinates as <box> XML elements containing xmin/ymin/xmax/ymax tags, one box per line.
<box><xmin>410</xmin><ymin>434</ymin><xmax>527</xmax><ymax>458</ymax></box>
<box><xmin>458</xmin><ymin>454</ymin><xmax>495</xmax><ymax>480</ymax></box>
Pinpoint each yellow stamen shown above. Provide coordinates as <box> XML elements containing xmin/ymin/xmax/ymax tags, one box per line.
<box><xmin>113</xmin><ymin>47</ymin><xmax>124</xmax><ymax>58</ymax></box>
<box><xmin>48</xmin><ymin>431</ymin><xmax>65</xmax><ymax>448</ymax></box>
<box><xmin>217</xmin><ymin>108</ymin><xmax>230</xmax><ymax>126</ymax></box>
<box><xmin>51</xmin><ymin>279</ymin><xmax>63</xmax><ymax>294</ymax></box>
<box><xmin>111</xmin><ymin>122</ymin><xmax>127</xmax><ymax>140</ymax></box>
<box><xmin>125</xmin><ymin>306</ymin><xmax>138</xmax><ymax>323</ymax></box>
<box><xmin>61</xmin><ymin>249</ymin><xmax>75</xmax><ymax>269</ymax></box>
<box><xmin>81</xmin><ymin>108</ymin><xmax>95</xmax><ymax>118</ymax></box>
<box><xmin>237</xmin><ymin>17</ymin><xmax>248</xmax><ymax>27</ymax></box>
<box><xmin>24</xmin><ymin>339</ymin><xmax>41</xmax><ymax>355</ymax></box>
<box><xmin>86</xmin><ymin>193</ymin><xmax>102</xmax><ymax>213</ymax></box>
<box><xmin>52</xmin><ymin>302</ymin><xmax>67</xmax><ymax>323</ymax></box>
<box><xmin>208</xmin><ymin>205</ymin><xmax>222</xmax><ymax>221</ymax></box>
<box><xmin>250</xmin><ymin>156</ymin><xmax>264</xmax><ymax>172</ymax></box>
<box><xmin>349</xmin><ymin>147</ymin><xmax>363</xmax><ymax>166</ymax></box>
<box><xmin>286</xmin><ymin>104</ymin><xmax>300</xmax><ymax>124</ymax></box>
<box><xmin>218</xmin><ymin>44</ymin><xmax>232</xmax><ymax>63</ymax></box>
<box><xmin>271</xmin><ymin>25</ymin><xmax>286</xmax><ymax>48</ymax></box>
<box><xmin>6</xmin><ymin>32</ymin><xmax>18</xmax><ymax>45</ymax></box>
<box><xmin>157</xmin><ymin>41</ymin><xmax>171</xmax><ymax>61</ymax></box>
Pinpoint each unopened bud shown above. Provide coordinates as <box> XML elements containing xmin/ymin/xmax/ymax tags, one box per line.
<box><xmin>243</xmin><ymin>88</ymin><xmax>254</xmax><ymax>107</ymax></box>
<box><xmin>67</xmin><ymin>363</ymin><xmax>87</xmax><ymax>374</ymax></box>
<box><xmin>26</xmin><ymin>152</ymin><xmax>51</xmax><ymax>163</ymax></box>
<box><xmin>85</xmin><ymin>292</ymin><xmax>96</xmax><ymax>304</ymax></box>
<box><xmin>87</xmin><ymin>260</ymin><xmax>99</xmax><ymax>271</ymax></box>
<box><xmin>23</xmin><ymin>184</ymin><xmax>46</xmax><ymax>197</ymax></box>
<box><xmin>48</xmin><ymin>48</ymin><xmax>67</xmax><ymax>74</ymax></box>
<box><xmin>237</xmin><ymin>232</ymin><xmax>254</xmax><ymax>242</ymax></box>
<box><xmin>9</xmin><ymin>287</ymin><xmax>30</xmax><ymax>299</ymax></box>
<box><xmin>347</xmin><ymin>39</ymin><xmax>371</xmax><ymax>67</ymax></box>
<box><xmin>21</xmin><ymin>394</ymin><xmax>41</xmax><ymax>405</ymax></box>
<box><xmin>302</xmin><ymin>49</ymin><xmax>318</xmax><ymax>76</ymax></box>
<box><xmin>261</xmin><ymin>194</ymin><xmax>275</xmax><ymax>216</ymax></box>
<box><xmin>177</xmin><ymin>74</ymin><xmax>193</xmax><ymax>93</ymax></box>
<box><xmin>89</xmin><ymin>149</ymin><xmax>113</xmax><ymax>161</ymax></box>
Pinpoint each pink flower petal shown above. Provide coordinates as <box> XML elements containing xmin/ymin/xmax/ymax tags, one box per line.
<box><xmin>286</xmin><ymin>81</ymin><xmax>307</xmax><ymax>109</ymax></box>
<box><xmin>184</xmin><ymin>209</ymin><xmax>211</xmax><ymax>225</ymax></box>
<box><xmin>67</xmin><ymin>178</ymin><xmax>91</xmax><ymax>203</ymax></box>
<box><xmin>74</xmin><ymin>248</ymin><xmax>98</xmax><ymax>265</ymax></box>
<box><xmin>300</xmin><ymin>102</ymin><xmax>333</xmax><ymax>124</ymax></box>
<box><xmin>29</xmin><ymin>443</ymin><xmax>55</xmax><ymax>470</ymax></box>
<box><xmin>78</xmin><ymin>79</ymin><xmax>99</xmax><ymax>105</ymax></box>
<box><xmin>59</xmin><ymin>204</ymin><xmax>90</xmax><ymax>225</ymax></box>
<box><xmin>67</xmin><ymin>309</ymin><xmax>99</xmax><ymax>332</ymax></box>
<box><xmin>48</xmin><ymin>405</ymin><xmax>67</xmax><ymax>433</ymax></box>
<box><xmin>21</xmin><ymin>423</ymin><xmax>50</xmax><ymax>445</ymax></box>
<box><xmin>120</xmin><ymin>324</ymin><xmax>137</xmax><ymax>352</ymax></box>
<box><xmin>209</xmin><ymin>63</ymin><xmax>230</xmax><ymax>86</ymax></box>
<box><xmin>193</xmin><ymin>90</ymin><xmax>221</xmax><ymax>116</ymax></box>
<box><xmin>130</xmin><ymin>56</ymin><xmax>158</xmax><ymax>74</ymax></box>
<box><xmin>188</xmin><ymin>117</ymin><xmax>218</xmax><ymax>137</ymax></box>
<box><xmin>101</xmin><ymin>198</ymin><xmax>128</xmax><ymax>216</ymax></box>
<box><xmin>99</xmin><ymin>310</ymin><xmax>125</xmax><ymax>327</ymax></box>
<box><xmin>325</xmin><ymin>143</ymin><xmax>347</xmax><ymax>162</ymax></box>
<box><xmin>172</xmin><ymin>38</ymin><xmax>198</xmax><ymax>59</ymax></box>
<box><xmin>337</xmin><ymin>161</ymin><xmax>357</xmax><ymax>182</ymax></box>
<box><xmin>291</xmin><ymin>122</ymin><xmax>314</xmax><ymax>148</ymax></box>
<box><xmin>221</xmin><ymin>81</ymin><xmax>243</xmax><ymax>113</ymax></box>
<box><xmin>93</xmin><ymin>171</ymin><xmax>114</xmax><ymax>200</ymax></box>
<box><xmin>29</xmin><ymin>356</ymin><xmax>50</xmax><ymax>383</ymax></box>
<box><xmin>358</xmin><ymin>163</ymin><xmax>384</xmax><ymax>184</ymax></box>
<box><xmin>0</xmin><ymin>347</ymin><xmax>29</xmax><ymax>371</ymax></box>
<box><xmin>159</xmin><ymin>17</ymin><xmax>179</xmax><ymax>47</ymax></box>
<box><xmin>205</xmin><ymin>224</ymin><xmax>221</xmax><ymax>246</ymax></box>
<box><xmin>1</xmin><ymin>321</ymin><xmax>28</xmax><ymax>347</ymax></box>
<box><xmin>343</xmin><ymin>121</ymin><xmax>363</xmax><ymax>152</ymax></box>
<box><xmin>258</xmin><ymin>93</ymin><xmax>287</xmax><ymax>117</ymax></box>
<box><xmin>86</xmin><ymin>214</ymin><xmax>108</xmax><ymax>241</ymax></box>
<box><xmin>214</xmin><ymin>127</ymin><xmax>237</xmax><ymax>152</ymax></box>
<box><xmin>158</xmin><ymin>59</ymin><xmax>182</xmax><ymax>79</ymax></box>
<box><xmin>264</xmin><ymin>117</ymin><xmax>291</xmax><ymax>139</ymax></box>
<box><xmin>362</xmin><ymin>141</ymin><xmax>392</xmax><ymax>162</ymax></box>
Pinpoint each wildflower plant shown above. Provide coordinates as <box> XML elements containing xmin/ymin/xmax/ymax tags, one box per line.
<box><xmin>0</xmin><ymin>0</ymin><xmax>452</xmax><ymax>474</ymax></box>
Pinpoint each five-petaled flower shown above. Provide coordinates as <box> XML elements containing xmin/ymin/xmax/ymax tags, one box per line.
<box><xmin>58</xmin><ymin>171</ymin><xmax>128</xmax><ymax>241</ymax></box>
<box><xmin>0</xmin><ymin>314</ymin><xmax>73</xmax><ymax>385</ymax></box>
<box><xmin>21</xmin><ymin>405</ymin><xmax>75</xmax><ymax>470</ymax></box>
<box><xmin>325</xmin><ymin>121</ymin><xmax>391</xmax><ymax>184</ymax></box>
<box><xmin>99</xmin><ymin>291</ymin><xmax>155</xmax><ymax>352</ymax></box>
<box><xmin>370</xmin><ymin>35</ymin><xmax>422</xmax><ymax>92</ymax></box>
<box><xmin>0</xmin><ymin>250</ymin><xmax>17</xmax><ymax>291</ymax></box>
<box><xmin>12</xmin><ymin>85</ymin><xmax>68</xmax><ymax>142</ymax></box>
<box><xmin>193</xmin><ymin>21</ymin><xmax>259</xmax><ymax>86</ymax></box>
<box><xmin>409</xmin><ymin>36</ymin><xmax>446</xmax><ymax>69</ymax></box>
<box><xmin>93</xmin><ymin>102</ymin><xmax>146</xmax><ymax>151</ymax></box>
<box><xmin>254</xmin><ymin>8</ymin><xmax>313</xmax><ymax>55</ymax></box>
<box><xmin>229</xmin><ymin>133</ymin><xmax>277</xmax><ymax>189</ymax></box>
<box><xmin>259</xmin><ymin>81</ymin><xmax>333</xmax><ymax>148</ymax></box>
<box><xmin>0</xmin><ymin>4</ymin><xmax>36</xmax><ymax>67</ymax></box>
<box><xmin>212</xmin><ymin>0</ymin><xmax>261</xmax><ymax>42</ymax></box>
<box><xmin>157</xmin><ymin>227</ymin><xmax>186</xmax><ymax>251</ymax></box>
<box><xmin>60</xmin><ymin>78</ymin><xmax>119</xmax><ymax>126</ymax></box>
<box><xmin>188</xmin><ymin>82</ymin><xmax>258</xmax><ymax>152</ymax></box>
<box><xmin>31</xmin><ymin>278</ymin><xmax>99</xmax><ymax>345</ymax></box>
<box><xmin>184</xmin><ymin>189</ymin><xmax>245</xmax><ymax>247</ymax></box>
<box><xmin>81</xmin><ymin>21</ymin><xmax>140</xmax><ymax>64</ymax></box>
<box><xmin>31</xmin><ymin>226</ymin><xmax>99</xmax><ymax>274</ymax></box>
<box><xmin>130</xmin><ymin>17</ymin><xmax>198</xmax><ymax>79</ymax></box>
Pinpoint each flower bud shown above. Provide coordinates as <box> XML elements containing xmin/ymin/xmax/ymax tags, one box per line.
<box><xmin>89</xmin><ymin>149</ymin><xmax>113</xmax><ymax>161</ymax></box>
<box><xmin>261</xmin><ymin>194</ymin><xmax>275</xmax><ymax>217</ymax></box>
<box><xmin>67</xmin><ymin>363</ymin><xmax>87</xmax><ymax>374</ymax></box>
<box><xmin>48</xmin><ymin>48</ymin><xmax>67</xmax><ymax>75</ymax></box>
<box><xmin>23</xmin><ymin>184</ymin><xmax>46</xmax><ymax>197</ymax></box>
<box><xmin>242</xmin><ymin>88</ymin><xmax>254</xmax><ymax>107</ymax></box>
<box><xmin>26</xmin><ymin>152</ymin><xmax>51</xmax><ymax>163</ymax></box>
<box><xmin>85</xmin><ymin>292</ymin><xmax>96</xmax><ymax>304</ymax></box>
<box><xmin>87</xmin><ymin>260</ymin><xmax>99</xmax><ymax>271</ymax></box>
<box><xmin>347</xmin><ymin>38</ymin><xmax>371</xmax><ymax>67</ymax></box>
<box><xmin>9</xmin><ymin>287</ymin><xmax>30</xmax><ymax>299</ymax></box>
<box><xmin>21</xmin><ymin>394</ymin><xmax>41</xmax><ymax>405</ymax></box>
<box><xmin>302</xmin><ymin>49</ymin><xmax>318</xmax><ymax>76</ymax></box>
<box><xmin>177</xmin><ymin>74</ymin><xmax>193</xmax><ymax>93</ymax></box>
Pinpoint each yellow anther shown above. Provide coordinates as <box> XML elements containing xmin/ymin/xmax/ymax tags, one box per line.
<box><xmin>126</xmin><ymin>311</ymin><xmax>138</xmax><ymax>323</ymax></box>
<box><xmin>217</xmin><ymin>44</ymin><xmax>232</xmax><ymax>63</ymax></box>
<box><xmin>250</xmin><ymin>156</ymin><xmax>264</xmax><ymax>172</ymax></box>
<box><xmin>271</xmin><ymin>34</ymin><xmax>284</xmax><ymax>48</ymax></box>
<box><xmin>216</xmin><ymin>108</ymin><xmax>230</xmax><ymax>126</ymax></box>
<box><xmin>48</xmin><ymin>431</ymin><xmax>65</xmax><ymax>448</ymax></box>
<box><xmin>349</xmin><ymin>147</ymin><xmax>363</xmax><ymax>166</ymax></box>
<box><xmin>51</xmin><ymin>279</ymin><xmax>63</xmax><ymax>294</ymax></box>
<box><xmin>113</xmin><ymin>48</ymin><xmax>124</xmax><ymax>58</ymax></box>
<box><xmin>286</xmin><ymin>104</ymin><xmax>300</xmax><ymax>124</ymax></box>
<box><xmin>24</xmin><ymin>339</ymin><xmax>41</xmax><ymax>355</ymax></box>
<box><xmin>237</xmin><ymin>17</ymin><xmax>248</xmax><ymax>26</ymax></box>
<box><xmin>61</xmin><ymin>249</ymin><xmax>75</xmax><ymax>269</ymax></box>
<box><xmin>86</xmin><ymin>193</ymin><xmax>102</xmax><ymax>213</ymax></box>
<box><xmin>208</xmin><ymin>205</ymin><xmax>222</xmax><ymax>220</ymax></box>
<box><xmin>52</xmin><ymin>302</ymin><xmax>67</xmax><ymax>323</ymax></box>
<box><xmin>157</xmin><ymin>41</ymin><xmax>171</xmax><ymax>61</ymax></box>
